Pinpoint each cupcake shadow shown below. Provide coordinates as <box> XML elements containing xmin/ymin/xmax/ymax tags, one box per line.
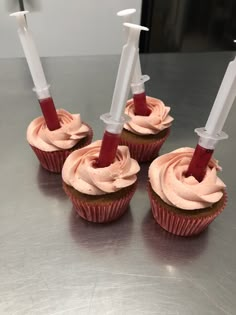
<box><xmin>137</xmin><ymin>162</ymin><xmax>150</xmax><ymax>191</ymax></box>
<box><xmin>37</xmin><ymin>165</ymin><xmax>67</xmax><ymax>200</ymax></box>
<box><xmin>142</xmin><ymin>210</ymin><xmax>209</xmax><ymax>265</ymax></box>
<box><xmin>70</xmin><ymin>206</ymin><xmax>133</xmax><ymax>253</ymax></box>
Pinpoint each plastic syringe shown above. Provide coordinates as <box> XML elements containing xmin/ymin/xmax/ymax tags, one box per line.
<box><xmin>10</xmin><ymin>11</ymin><xmax>60</xmax><ymax>131</ymax></box>
<box><xmin>117</xmin><ymin>9</ymin><xmax>151</xmax><ymax>116</ymax></box>
<box><xmin>97</xmin><ymin>23</ymin><xmax>149</xmax><ymax>168</ymax></box>
<box><xmin>186</xmin><ymin>57</ymin><xmax>236</xmax><ymax>181</ymax></box>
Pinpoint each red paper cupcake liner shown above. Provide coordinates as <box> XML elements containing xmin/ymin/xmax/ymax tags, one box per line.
<box><xmin>30</xmin><ymin>124</ymin><xmax>93</xmax><ymax>173</ymax></box>
<box><xmin>147</xmin><ymin>183</ymin><xmax>227</xmax><ymax>237</ymax></box>
<box><xmin>119</xmin><ymin>128</ymin><xmax>170</xmax><ymax>162</ymax></box>
<box><xmin>63</xmin><ymin>182</ymin><xmax>137</xmax><ymax>223</ymax></box>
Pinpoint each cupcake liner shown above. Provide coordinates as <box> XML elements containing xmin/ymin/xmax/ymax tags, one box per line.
<box><xmin>30</xmin><ymin>123</ymin><xmax>93</xmax><ymax>173</ymax></box>
<box><xmin>63</xmin><ymin>182</ymin><xmax>137</xmax><ymax>223</ymax></box>
<box><xmin>120</xmin><ymin>128</ymin><xmax>170</xmax><ymax>162</ymax></box>
<box><xmin>147</xmin><ymin>183</ymin><xmax>227</xmax><ymax>237</ymax></box>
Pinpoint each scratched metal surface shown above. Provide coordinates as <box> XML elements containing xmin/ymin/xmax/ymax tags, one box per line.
<box><xmin>0</xmin><ymin>52</ymin><xmax>236</xmax><ymax>315</ymax></box>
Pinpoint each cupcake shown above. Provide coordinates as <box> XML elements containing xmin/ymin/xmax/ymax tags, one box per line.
<box><xmin>119</xmin><ymin>96</ymin><xmax>173</xmax><ymax>162</ymax></box>
<box><xmin>148</xmin><ymin>148</ymin><xmax>227</xmax><ymax>236</ymax></box>
<box><xmin>62</xmin><ymin>140</ymin><xmax>140</xmax><ymax>223</ymax></box>
<box><xmin>27</xmin><ymin>109</ymin><xmax>93</xmax><ymax>173</ymax></box>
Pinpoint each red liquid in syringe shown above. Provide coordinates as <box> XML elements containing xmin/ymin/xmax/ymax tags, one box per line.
<box><xmin>97</xmin><ymin>131</ymin><xmax>120</xmax><ymax>168</ymax></box>
<box><xmin>39</xmin><ymin>97</ymin><xmax>60</xmax><ymax>131</ymax></box>
<box><xmin>133</xmin><ymin>92</ymin><xmax>151</xmax><ymax>116</ymax></box>
<box><xmin>185</xmin><ymin>144</ymin><xmax>214</xmax><ymax>182</ymax></box>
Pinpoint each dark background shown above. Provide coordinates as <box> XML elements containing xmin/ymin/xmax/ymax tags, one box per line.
<box><xmin>140</xmin><ymin>0</ymin><xmax>236</xmax><ymax>53</ymax></box>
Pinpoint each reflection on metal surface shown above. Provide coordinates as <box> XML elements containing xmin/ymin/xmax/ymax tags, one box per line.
<box><xmin>37</xmin><ymin>165</ymin><xmax>67</xmax><ymax>200</ymax></box>
<box><xmin>166</xmin><ymin>264</ymin><xmax>175</xmax><ymax>273</ymax></box>
<box><xmin>0</xmin><ymin>53</ymin><xmax>236</xmax><ymax>314</ymax></box>
<box><xmin>141</xmin><ymin>211</ymin><xmax>209</xmax><ymax>266</ymax></box>
<box><xmin>70</xmin><ymin>208</ymin><xmax>133</xmax><ymax>253</ymax></box>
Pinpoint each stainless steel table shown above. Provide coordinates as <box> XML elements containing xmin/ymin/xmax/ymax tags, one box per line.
<box><xmin>1</xmin><ymin>52</ymin><xmax>236</xmax><ymax>315</ymax></box>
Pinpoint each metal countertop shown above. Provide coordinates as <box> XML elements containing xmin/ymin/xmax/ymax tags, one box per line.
<box><xmin>0</xmin><ymin>52</ymin><xmax>236</xmax><ymax>315</ymax></box>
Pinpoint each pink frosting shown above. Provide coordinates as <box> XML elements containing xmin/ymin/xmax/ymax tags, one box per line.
<box><xmin>27</xmin><ymin>109</ymin><xmax>90</xmax><ymax>151</ymax></box>
<box><xmin>149</xmin><ymin>147</ymin><xmax>226</xmax><ymax>210</ymax></box>
<box><xmin>124</xmin><ymin>96</ymin><xmax>173</xmax><ymax>135</ymax></box>
<box><xmin>62</xmin><ymin>140</ymin><xmax>140</xmax><ymax>195</ymax></box>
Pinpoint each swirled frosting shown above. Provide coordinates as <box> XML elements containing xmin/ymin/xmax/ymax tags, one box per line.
<box><xmin>62</xmin><ymin>140</ymin><xmax>140</xmax><ymax>195</ymax></box>
<box><xmin>149</xmin><ymin>147</ymin><xmax>226</xmax><ymax>210</ymax></box>
<box><xmin>124</xmin><ymin>96</ymin><xmax>173</xmax><ymax>135</ymax></box>
<box><xmin>27</xmin><ymin>109</ymin><xmax>90</xmax><ymax>151</ymax></box>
